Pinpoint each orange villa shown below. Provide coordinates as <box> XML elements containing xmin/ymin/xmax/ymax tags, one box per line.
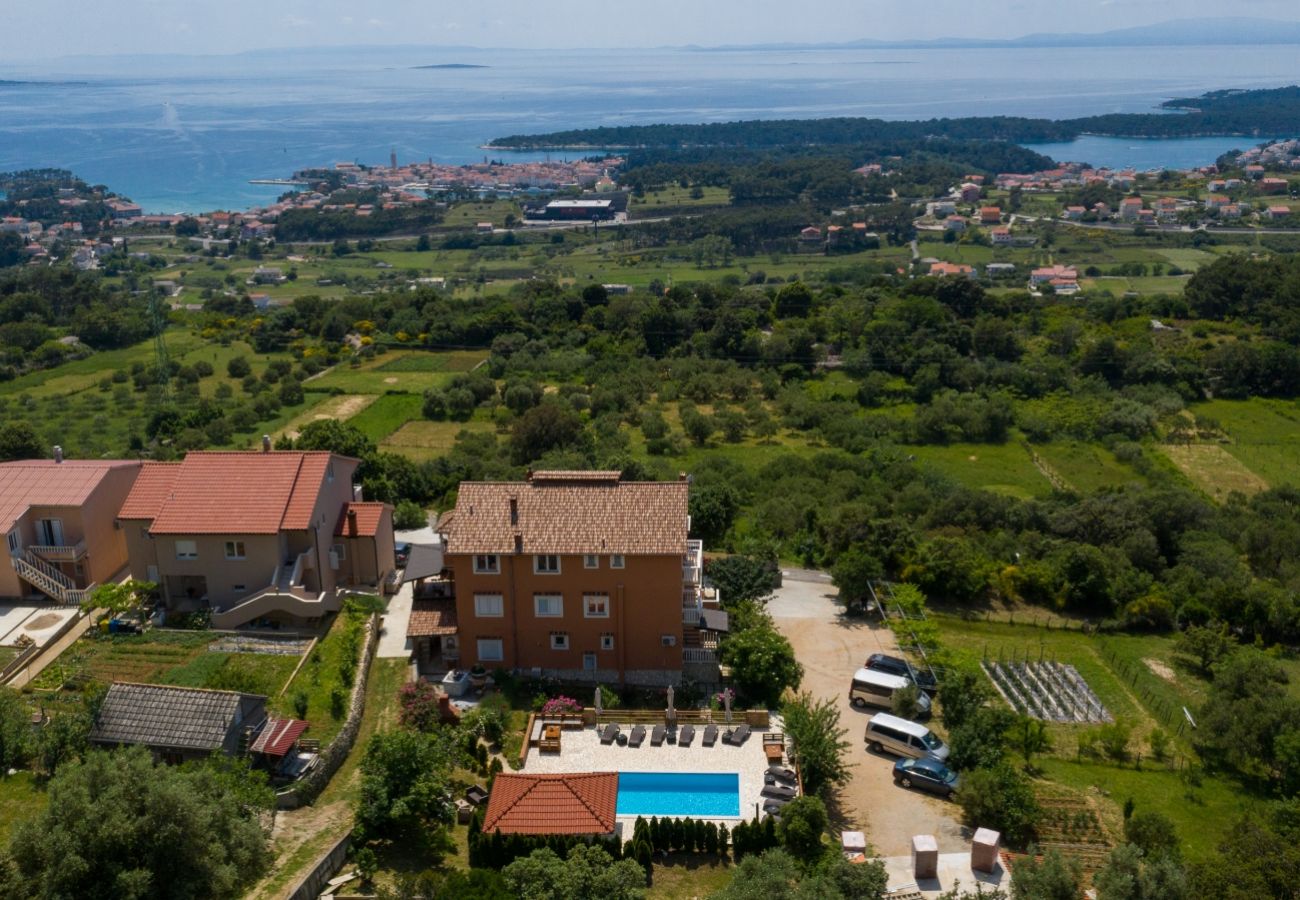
<box><xmin>436</xmin><ymin>471</ymin><xmax>722</xmax><ymax>686</ymax></box>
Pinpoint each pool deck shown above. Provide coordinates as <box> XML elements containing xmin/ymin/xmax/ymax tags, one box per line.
<box><xmin>521</xmin><ymin>723</ymin><xmax>779</xmax><ymax>828</ymax></box>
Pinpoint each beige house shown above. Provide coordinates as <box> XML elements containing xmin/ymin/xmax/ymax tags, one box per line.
<box><xmin>118</xmin><ymin>450</ymin><xmax>395</xmax><ymax>629</ymax></box>
<box><xmin>0</xmin><ymin>457</ymin><xmax>141</xmax><ymax>604</ymax></box>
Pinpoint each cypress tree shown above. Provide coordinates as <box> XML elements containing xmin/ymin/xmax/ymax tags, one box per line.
<box><xmin>718</xmin><ymin>823</ymin><xmax>730</xmax><ymax>861</ymax></box>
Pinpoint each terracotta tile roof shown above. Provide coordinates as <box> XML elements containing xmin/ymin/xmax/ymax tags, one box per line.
<box><xmin>335</xmin><ymin>502</ymin><xmax>389</xmax><ymax>538</ymax></box>
<box><xmin>481</xmin><ymin>772</ymin><xmax>619</xmax><ymax>835</ymax></box>
<box><xmin>0</xmin><ymin>460</ymin><xmax>140</xmax><ymax>530</ymax></box>
<box><xmin>407</xmin><ymin>597</ymin><xmax>458</xmax><ymax>637</ymax></box>
<box><xmin>442</xmin><ymin>472</ymin><xmax>688</xmax><ymax>556</ymax></box>
<box><xmin>90</xmin><ymin>682</ymin><xmax>266</xmax><ymax>754</ymax></box>
<box><xmin>122</xmin><ymin>451</ymin><xmax>347</xmax><ymax>535</ymax></box>
<box><xmin>116</xmin><ymin>462</ymin><xmax>181</xmax><ymax>520</ymax></box>
<box><xmin>250</xmin><ymin>716</ymin><xmax>309</xmax><ymax>757</ymax></box>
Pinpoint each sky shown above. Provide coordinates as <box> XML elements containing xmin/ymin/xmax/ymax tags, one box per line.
<box><xmin>4</xmin><ymin>0</ymin><xmax>1300</xmax><ymax>58</ymax></box>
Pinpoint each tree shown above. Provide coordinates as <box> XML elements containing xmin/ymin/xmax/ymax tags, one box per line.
<box><xmin>1010</xmin><ymin>848</ymin><xmax>1081</xmax><ymax>900</ymax></box>
<box><xmin>355</xmin><ymin>728</ymin><xmax>459</xmax><ymax>846</ymax></box>
<box><xmin>226</xmin><ymin>356</ymin><xmax>251</xmax><ymax>378</ymax></box>
<box><xmin>83</xmin><ymin>579</ymin><xmax>156</xmax><ymax>623</ymax></box>
<box><xmin>1173</xmin><ymin>624</ymin><xmax>1235</xmax><ymax>677</ymax></box>
<box><xmin>704</xmin><ymin>555</ymin><xmax>781</xmax><ymax>605</ymax></box>
<box><xmin>721</xmin><ymin>623</ymin><xmax>802</xmax><ymax>707</ymax></box>
<box><xmin>5</xmin><ymin>747</ymin><xmax>273</xmax><ymax>900</ymax></box>
<box><xmin>949</xmin><ymin>707</ymin><xmax>1016</xmax><ymax>771</ymax></box>
<box><xmin>939</xmin><ymin>667</ymin><xmax>991</xmax><ymax>731</ymax></box>
<box><xmin>0</xmin><ymin>689</ymin><xmax>33</xmax><ymax>771</ymax></box>
<box><xmin>781</xmin><ymin>692</ymin><xmax>850</xmax><ymax>796</ymax></box>
<box><xmin>680</xmin><ymin>405</ymin><xmax>716</xmax><ymax>446</ymax></box>
<box><xmin>689</xmin><ymin>482</ymin><xmax>740</xmax><ymax>548</ymax></box>
<box><xmin>509</xmin><ymin>401</ymin><xmax>584</xmax><ymax>464</ymax></box>
<box><xmin>777</xmin><ymin>796</ymin><xmax>830</xmax><ymax>864</ymax></box>
<box><xmin>713</xmin><ymin>848</ymin><xmax>887</xmax><ymax>899</ymax></box>
<box><xmin>393</xmin><ymin>500</ymin><xmax>427</xmax><ymax>530</ymax></box>
<box><xmin>0</xmin><ymin>421</ymin><xmax>43</xmax><ymax>461</ymax></box>
<box><xmin>501</xmin><ymin>845</ymin><xmax>646</xmax><ymax>900</ymax></box>
<box><xmin>1010</xmin><ymin>716</ymin><xmax>1053</xmax><ymax>772</ymax></box>
<box><xmin>1124</xmin><ymin>811</ymin><xmax>1179</xmax><ymax>860</ymax></box>
<box><xmin>294</xmin><ymin>418</ymin><xmax>375</xmax><ymax>460</ymax></box>
<box><xmin>1093</xmin><ymin>844</ymin><xmax>1190</xmax><ymax>900</ymax></box>
<box><xmin>956</xmin><ymin>763</ymin><xmax>1040</xmax><ymax>846</ymax></box>
<box><xmin>830</xmin><ymin>547</ymin><xmax>883</xmax><ymax>608</ymax></box>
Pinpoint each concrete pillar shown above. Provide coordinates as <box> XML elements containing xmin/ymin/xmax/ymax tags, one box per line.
<box><xmin>912</xmin><ymin>834</ymin><xmax>938</xmax><ymax>880</ymax></box>
<box><xmin>972</xmin><ymin>827</ymin><xmax>1001</xmax><ymax>873</ymax></box>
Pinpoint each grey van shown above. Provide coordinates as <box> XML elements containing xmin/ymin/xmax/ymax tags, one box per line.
<box><xmin>865</xmin><ymin>712</ymin><xmax>950</xmax><ymax>762</ymax></box>
<box><xmin>850</xmin><ymin>667</ymin><xmax>932</xmax><ymax>717</ymax></box>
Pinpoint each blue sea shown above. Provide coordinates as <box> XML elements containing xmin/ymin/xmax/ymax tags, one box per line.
<box><xmin>1</xmin><ymin>44</ymin><xmax>1297</xmax><ymax>213</ymax></box>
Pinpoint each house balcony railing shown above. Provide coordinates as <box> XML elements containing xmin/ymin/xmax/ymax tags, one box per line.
<box><xmin>683</xmin><ymin>647</ymin><xmax>718</xmax><ymax>664</ymax></box>
<box><xmin>683</xmin><ymin>540</ymin><xmax>704</xmax><ymax>585</ymax></box>
<box><xmin>27</xmin><ymin>540</ymin><xmax>88</xmax><ymax>563</ymax></box>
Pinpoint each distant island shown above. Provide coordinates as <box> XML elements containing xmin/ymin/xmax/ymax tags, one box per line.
<box><xmin>486</xmin><ymin>86</ymin><xmax>1300</xmax><ymax>151</ymax></box>
<box><xmin>412</xmin><ymin>63</ymin><xmax>488</xmax><ymax>69</ymax></box>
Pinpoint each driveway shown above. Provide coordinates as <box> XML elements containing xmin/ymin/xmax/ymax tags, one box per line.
<box><xmin>769</xmin><ymin>572</ymin><xmax>967</xmax><ymax>857</ymax></box>
<box><xmin>375</xmin><ymin>521</ymin><xmax>440</xmax><ymax>660</ymax></box>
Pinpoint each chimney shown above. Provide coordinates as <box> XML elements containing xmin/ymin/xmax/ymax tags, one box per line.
<box><xmin>261</xmin><ymin>435</ymin><xmax>271</xmax><ymax>453</ymax></box>
<box><xmin>53</xmin><ymin>446</ymin><xmax>63</xmax><ymax>464</ymax></box>
<box><xmin>525</xmin><ymin>468</ymin><xmax>534</xmax><ymax>483</ymax></box>
<box><xmin>678</xmin><ymin>471</ymin><xmax>688</xmax><ymax>482</ymax></box>
<box><xmin>347</xmin><ymin>508</ymin><xmax>358</xmax><ymax>537</ymax></box>
<box><xmin>509</xmin><ymin>497</ymin><xmax>518</xmax><ymax>525</ymax></box>
<box><xmin>514</xmin><ymin>534</ymin><xmax>523</xmax><ymax>554</ymax></box>
<box><xmin>352</xmin><ymin>483</ymin><xmax>364</xmax><ymax>502</ymax></box>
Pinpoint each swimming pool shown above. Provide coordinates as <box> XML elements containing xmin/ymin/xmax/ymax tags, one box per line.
<box><xmin>616</xmin><ymin>772</ymin><xmax>740</xmax><ymax>817</ymax></box>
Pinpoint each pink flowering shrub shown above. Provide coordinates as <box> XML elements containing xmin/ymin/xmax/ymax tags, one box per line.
<box><xmin>541</xmin><ymin>695</ymin><xmax>582</xmax><ymax>716</ymax></box>
<box><xmin>398</xmin><ymin>679</ymin><xmax>441</xmax><ymax>731</ymax></box>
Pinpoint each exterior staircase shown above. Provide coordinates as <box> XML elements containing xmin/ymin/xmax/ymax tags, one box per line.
<box><xmin>12</xmin><ymin>551</ymin><xmax>91</xmax><ymax>606</ymax></box>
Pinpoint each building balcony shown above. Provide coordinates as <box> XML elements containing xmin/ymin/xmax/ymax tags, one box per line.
<box><xmin>683</xmin><ymin>540</ymin><xmax>704</xmax><ymax>585</ymax></box>
<box><xmin>26</xmin><ymin>540</ymin><xmax>87</xmax><ymax>563</ymax></box>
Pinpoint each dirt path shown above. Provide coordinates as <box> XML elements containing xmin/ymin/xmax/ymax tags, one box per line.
<box><xmin>770</xmin><ymin>575</ymin><xmax>967</xmax><ymax>856</ymax></box>
<box><xmin>274</xmin><ymin>394</ymin><xmax>376</xmax><ymax>442</ymax></box>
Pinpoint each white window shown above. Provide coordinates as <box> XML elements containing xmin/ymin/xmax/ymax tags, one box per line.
<box><xmin>5</xmin><ymin>530</ymin><xmax>19</xmax><ymax>555</ymax></box>
<box><xmin>175</xmin><ymin>540</ymin><xmax>197</xmax><ymax>560</ymax></box>
<box><xmin>474</xmin><ymin>594</ymin><xmax>504</xmax><ymax>617</ymax></box>
<box><xmin>534</xmin><ymin>594</ymin><xmax>563</xmax><ymax>618</ymax></box>
<box><xmin>224</xmin><ymin>540</ymin><xmax>246</xmax><ymax>560</ymax></box>
<box><xmin>550</xmin><ymin>633</ymin><xmax>569</xmax><ymax>650</ymax></box>
<box><xmin>534</xmin><ymin>554</ymin><xmax>561</xmax><ymax>574</ymax></box>
<box><xmin>601</xmin><ymin>634</ymin><xmax>615</xmax><ymax>651</ymax></box>
<box><xmin>584</xmin><ymin>554</ymin><xmax>599</xmax><ymax>569</ymax></box>
<box><xmin>473</xmin><ymin>554</ymin><xmax>499</xmax><ymax>574</ymax></box>
<box><xmin>610</xmin><ymin>554</ymin><xmax>625</xmax><ymax>569</ymax></box>
<box><xmin>477</xmin><ymin>638</ymin><xmax>504</xmax><ymax>662</ymax></box>
<box><xmin>583</xmin><ymin>652</ymin><xmax>597</xmax><ymax>671</ymax></box>
<box><xmin>584</xmin><ymin>594</ymin><xmax>609</xmax><ymax>618</ymax></box>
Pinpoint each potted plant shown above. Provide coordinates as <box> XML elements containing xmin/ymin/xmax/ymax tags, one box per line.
<box><xmin>469</xmin><ymin>664</ymin><xmax>488</xmax><ymax>688</ymax></box>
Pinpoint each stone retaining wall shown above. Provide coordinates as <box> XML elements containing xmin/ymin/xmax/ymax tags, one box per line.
<box><xmin>276</xmin><ymin>612</ymin><xmax>379</xmax><ymax>810</ymax></box>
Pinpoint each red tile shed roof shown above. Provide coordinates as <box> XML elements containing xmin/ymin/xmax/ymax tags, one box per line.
<box><xmin>335</xmin><ymin>502</ymin><xmax>389</xmax><ymax>538</ymax></box>
<box><xmin>120</xmin><ymin>451</ymin><xmax>350</xmax><ymax>535</ymax></box>
<box><xmin>250</xmin><ymin>717</ymin><xmax>309</xmax><ymax>758</ymax></box>
<box><xmin>0</xmin><ymin>460</ymin><xmax>140</xmax><ymax>530</ymax></box>
<box><xmin>482</xmin><ymin>773</ymin><xmax>619</xmax><ymax>835</ymax></box>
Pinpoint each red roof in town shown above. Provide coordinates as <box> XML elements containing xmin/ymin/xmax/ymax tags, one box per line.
<box><xmin>250</xmin><ymin>717</ymin><xmax>308</xmax><ymax>757</ymax></box>
<box><xmin>0</xmin><ymin>460</ymin><xmax>140</xmax><ymax>530</ymax></box>
<box><xmin>335</xmin><ymin>502</ymin><xmax>389</xmax><ymax>538</ymax></box>
<box><xmin>407</xmin><ymin>597</ymin><xmax>458</xmax><ymax>637</ymax></box>
<box><xmin>481</xmin><ymin>773</ymin><xmax>619</xmax><ymax>835</ymax></box>
<box><xmin>121</xmin><ymin>451</ymin><xmax>349</xmax><ymax>535</ymax></box>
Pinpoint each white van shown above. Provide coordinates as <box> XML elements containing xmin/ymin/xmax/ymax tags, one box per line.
<box><xmin>850</xmin><ymin>667</ymin><xmax>932</xmax><ymax>717</ymax></box>
<box><xmin>865</xmin><ymin>712</ymin><xmax>950</xmax><ymax>762</ymax></box>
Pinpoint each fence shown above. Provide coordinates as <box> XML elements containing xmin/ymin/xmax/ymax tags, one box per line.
<box><xmin>1096</xmin><ymin>639</ymin><xmax>1192</xmax><ymax>738</ymax></box>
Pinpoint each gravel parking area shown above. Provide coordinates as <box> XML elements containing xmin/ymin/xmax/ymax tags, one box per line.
<box><xmin>770</xmin><ymin>571</ymin><xmax>968</xmax><ymax>857</ymax></box>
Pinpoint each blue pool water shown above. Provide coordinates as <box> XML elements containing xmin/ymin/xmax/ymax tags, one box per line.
<box><xmin>617</xmin><ymin>772</ymin><xmax>740</xmax><ymax>818</ymax></box>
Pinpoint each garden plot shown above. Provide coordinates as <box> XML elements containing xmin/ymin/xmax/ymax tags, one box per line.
<box><xmin>982</xmin><ymin>660</ymin><xmax>1111</xmax><ymax>724</ymax></box>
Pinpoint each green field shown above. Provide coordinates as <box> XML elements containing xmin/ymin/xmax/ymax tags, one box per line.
<box><xmin>1190</xmin><ymin>397</ymin><xmax>1300</xmax><ymax>489</ymax></box>
<box><xmin>308</xmin><ymin>349</ymin><xmax>487</xmax><ymax>394</ymax></box>
<box><xmin>347</xmin><ymin>393</ymin><xmax>426</xmax><ymax>442</ymax></box>
<box><xmin>1034</xmin><ymin>441</ymin><xmax>1144</xmax><ymax>493</ymax></box>
<box><xmin>381</xmin><ymin>417</ymin><xmax>497</xmax><ymax>461</ymax></box>
<box><xmin>271</xmin><ymin>607</ymin><xmax>368</xmax><ymax>746</ymax></box>
<box><xmin>910</xmin><ymin>442</ymin><xmax>1050</xmax><ymax>499</ymax></box>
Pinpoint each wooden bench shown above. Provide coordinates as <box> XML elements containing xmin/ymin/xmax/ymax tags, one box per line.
<box><xmin>763</xmin><ymin>732</ymin><xmax>786</xmax><ymax>763</ymax></box>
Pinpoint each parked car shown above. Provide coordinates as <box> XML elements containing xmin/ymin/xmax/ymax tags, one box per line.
<box><xmin>893</xmin><ymin>756</ymin><xmax>960</xmax><ymax>799</ymax></box>
<box><xmin>865</xmin><ymin>712</ymin><xmax>949</xmax><ymax>762</ymax></box>
<box><xmin>850</xmin><ymin>667</ymin><xmax>932</xmax><ymax>718</ymax></box>
<box><xmin>865</xmin><ymin>652</ymin><xmax>937</xmax><ymax>690</ymax></box>
<box><xmin>395</xmin><ymin>542</ymin><xmax>412</xmax><ymax>567</ymax></box>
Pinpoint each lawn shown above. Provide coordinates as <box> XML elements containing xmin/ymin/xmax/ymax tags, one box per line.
<box><xmin>1190</xmin><ymin>397</ymin><xmax>1300</xmax><ymax>489</ymax></box>
<box><xmin>909</xmin><ymin>442</ymin><xmax>1050</xmax><ymax>499</ymax></box>
<box><xmin>0</xmin><ymin>773</ymin><xmax>44</xmax><ymax>845</ymax></box>
<box><xmin>1034</xmin><ymin>441</ymin><xmax>1145</xmax><ymax>493</ymax></box>
<box><xmin>160</xmin><ymin>650</ymin><xmax>301</xmax><ymax>697</ymax></box>
<box><xmin>1158</xmin><ymin>443</ymin><xmax>1269</xmax><ymax>501</ymax></box>
<box><xmin>347</xmin><ymin>393</ymin><xmax>425</xmax><ymax>443</ymax></box>
<box><xmin>646</xmin><ymin>856</ymin><xmax>734</xmax><ymax>898</ymax></box>
<box><xmin>270</xmin><ymin>605</ymin><xmax>370</xmax><ymax>746</ymax></box>
<box><xmin>308</xmin><ymin>350</ymin><xmax>487</xmax><ymax>394</ymax></box>
<box><xmin>375</xmin><ymin>350</ymin><xmax>486</xmax><ymax>373</ymax></box>
<box><xmin>381</xmin><ymin>417</ymin><xmax>496</xmax><ymax>461</ymax></box>
<box><xmin>270</xmin><ymin>393</ymin><xmax>377</xmax><ymax>442</ymax></box>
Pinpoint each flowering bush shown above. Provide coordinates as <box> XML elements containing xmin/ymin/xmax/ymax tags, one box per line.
<box><xmin>398</xmin><ymin>679</ymin><xmax>441</xmax><ymax>731</ymax></box>
<box><xmin>710</xmin><ymin>689</ymin><xmax>735</xmax><ymax>711</ymax></box>
<box><xmin>540</xmin><ymin>696</ymin><xmax>582</xmax><ymax>716</ymax></box>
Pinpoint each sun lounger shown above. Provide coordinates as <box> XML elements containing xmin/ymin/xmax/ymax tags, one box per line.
<box><xmin>766</xmin><ymin>766</ymin><xmax>798</xmax><ymax>784</ymax></box>
<box><xmin>702</xmin><ymin>724</ymin><xmax>718</xmax><ymax>747</ymax></box>
<box><xmin>679</xmin><ymin>724</ymin><xmax>695</xmax><ymax>746</ymax></box>
<box><xmin>651</xmin><ymin>725</ymin><xmax>666</xmax><ymax>746</ymax></box>
<box><xmin>465</xmin><ymin>785</ymin><xmax>489</xmax><ymax>806</ymax></box>
<box><xmin>600</xmin><ymin>724</ymin><xmax>620</xmax><ymax>745</ymax></box>
<box><xmin>726</xmin><ymin>724</ymin><xmax>751</xmax><ymax>746</ymax></box>
<box><xmin>763</xmin><ymin>800</ymin><xmax>788</xmax><ymax>818</ymax></box>
<box><xmin>761</xmin><ymin>782</ymin><xmax>798</xmax><ymax>801</ymax></box>
<box><xmin>628</xmin><ymin>725</ymin><xmax>646</xmax><ymax>747</ymax></box>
